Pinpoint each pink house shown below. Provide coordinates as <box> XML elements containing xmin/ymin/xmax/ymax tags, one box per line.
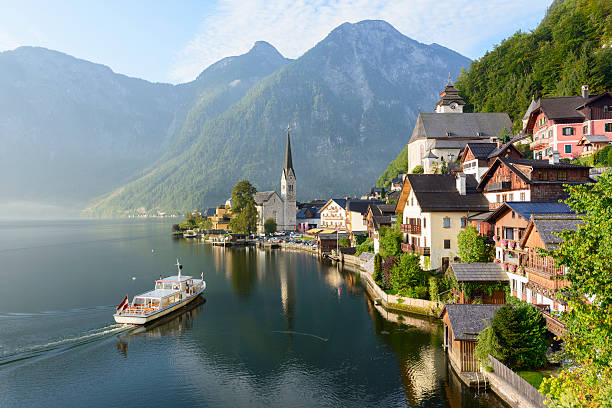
<box><xmin>524</xmin><ymin>86</ymin><xmax>612</xmax><ymax>160</ymax></box>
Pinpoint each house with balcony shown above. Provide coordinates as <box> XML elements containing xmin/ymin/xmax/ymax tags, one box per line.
<box><xmin>477</xmin><ymin>156</ymin><xmax>590</xmax><ymax>210</ymax></box>
<box><xmin>395</xmin><ymin>173</ymin><xmax>489</xmax><ymax>271</ymax></box>
<box><xmin>459</xmin><ymin>139</ymin><xmax>523</xmax><ymax>182</ymax></box>
<box><xmin>524</xmin><ymin>86</ymin><xmax>612</xmax><ymax>160</ymax></box>
<box><xmin>519</xmin><ymin>214</ymin><xmax>581</xmax><ymax>314</ymax></box>
<box><xmin>448</xmin><ymin>263</ymin><xmax>508</xmax><ymax>304</ymax></box>
<box><xmin>484</xmin><ymin>201</ymin><xmax>574</xmax><ymax>304</ymax></box>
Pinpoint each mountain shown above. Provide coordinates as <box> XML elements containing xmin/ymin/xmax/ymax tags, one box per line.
<box><xmin>455</xmin><ymin>0</ymin><xmax>611</xmax><ymax>129</ymax></box>
<box><xmin>86</xmin><ymin>20</ymin><xmax>470</xmax><ymax>216</ymax></box>
<box><xmin>0</xmin><ymin>42</ymin><xmax>290</xmax><ymax>215</ymax></box>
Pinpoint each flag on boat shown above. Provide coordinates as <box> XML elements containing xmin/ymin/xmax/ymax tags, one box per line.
<box><xmin>116</xmin><ymin>295</ymin><xmax>129</xmax><ymax>312</ymax></box>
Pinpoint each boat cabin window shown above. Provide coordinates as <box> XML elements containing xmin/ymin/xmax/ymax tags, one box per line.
<box><xmin>151</xmin><ymin>299</ymin><xmax>160</xmax><ymax>307</ymax></box>
<box><xmin>161</xmin><ymin>297</ymin><xmax>169</xmax><ymax>308</ymax></box>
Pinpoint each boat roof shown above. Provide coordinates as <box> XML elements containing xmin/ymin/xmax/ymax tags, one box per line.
<box><xmin>155</xmin><ymin>275</ymin><xmax>193</xmax><ymax>283</ymax></box>
<box><xmin>135</xmin><ymin>289</ymin><xmax>178</xmax><ymax>299</ymax></box>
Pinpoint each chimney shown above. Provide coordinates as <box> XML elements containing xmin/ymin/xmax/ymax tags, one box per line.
<box><xmin>549</xmin><ymin>151</ymin><xmax>560</xmax><ymax>165</ymax></box>
<box><xmin>581</xmin><ymin>85</ymin><xmax>589</xmax><ymax>99</ymax></box>
<box><xmin>456</xmin><ymin>172</ymin><xmax>466</xmax><ymax>195</ymax></box>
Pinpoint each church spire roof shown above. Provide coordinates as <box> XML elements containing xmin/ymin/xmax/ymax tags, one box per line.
<box><xmin>284</xmin><ymin>124</ymin><xmax>295</xmax><ymax>177</ymax></box>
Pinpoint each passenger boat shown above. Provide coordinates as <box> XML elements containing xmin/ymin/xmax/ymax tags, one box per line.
<box><xmin>113</xmin><ymin>260</ymin><xmax>206</xmax><ymax>325</ymax></box>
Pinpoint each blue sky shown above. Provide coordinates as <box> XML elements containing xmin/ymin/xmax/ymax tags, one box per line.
<box><xmin>0</xmin><ymin>0</ymin><xmax>552</xmax><ymax>84</ymax></box>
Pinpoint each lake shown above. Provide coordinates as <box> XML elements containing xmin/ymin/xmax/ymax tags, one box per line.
<box><xmin>0</xmin><ymin>220</ymin><xmax>505</xmax><ymax>407</ymax></box>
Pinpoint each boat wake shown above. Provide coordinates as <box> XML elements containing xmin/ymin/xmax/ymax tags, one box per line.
<box><xmin>272</xmin><ymin>330</ymin><xmax>328</xmax><ymax>342</ymax></box>
<box><xmin>0</xmin><ymin>323</ymin><xmax>135</xmax><ymax>368</ymax></box>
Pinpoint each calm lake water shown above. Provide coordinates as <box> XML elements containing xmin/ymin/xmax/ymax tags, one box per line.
<box><xmin>0</xmin><ymin>220</ymin><xmax>505</xmax><ymax>407</ymax></box>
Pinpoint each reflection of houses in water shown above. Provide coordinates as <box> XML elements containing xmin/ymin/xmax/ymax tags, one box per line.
<box><xmin>323</xmin><ymin>266</ymin><xmax>343</xmax><ymax>289</ymax></box>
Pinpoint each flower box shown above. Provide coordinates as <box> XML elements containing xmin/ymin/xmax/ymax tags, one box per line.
<box><xmin>509</xmin><ymin>241</ymin><xmax>516</xmax><ymax>249</ymax></box>
<box><xmin>494</xmin><ymin>259</ymin><xmax>501</xmax><ymax>264</ymax></box>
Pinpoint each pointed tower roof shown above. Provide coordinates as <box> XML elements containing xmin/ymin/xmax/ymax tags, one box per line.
<box><xmin>284</xmin><ymin>124</ymin><xmax>295</xmax><ymax>177</ymax></box>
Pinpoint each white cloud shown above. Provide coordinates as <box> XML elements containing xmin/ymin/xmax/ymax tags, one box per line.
<box><xmin>168</xmin><ymin>0</ymin><xmax>550</xmax><ymax>83</ymax></box>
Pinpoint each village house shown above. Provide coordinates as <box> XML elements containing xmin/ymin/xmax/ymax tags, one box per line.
<box><xmin>210</xmin><ymin>205</ymin><xmax>232</xmax><ymax>230</ymax></box>
<box><xmin>448</xmin><ymin>263</ymin><xmax>508</xmax><ymax>304</ymax></box>
<box><xmin>519</xmin><ymin>214</ymin><xmax>581</xmax><ymax>313</ymax></box>
<box><xmin>295</xmin><ymin>206</ymin><xmax>321</xmax><ymax>232</ymax></box>
<box><xmin>406</xmin><ymin>81</ymin><xmax>513</xmax><ymax>173</ymax></box>
<box><xmin>459</xmin><ymin>139</ymin><xmax>523</xmax><ymax>182</ymax></box>
<box><xmin>484</xmin><ymin>201</ymin><xmax>573</xmax><ymax>304</ymax></box>
<box><xmin>396</xmin><ymin>173</ymin><xmax>490</xmax><ymax>271</ymax></box>
<box><xmin>477</xmin><ymin>156</ymin><xmax>591</xmax><ymax>210</ymax></box>
<box><xmin>345</xmin><ymin>199</ymin><xmax>384</xmax><ymax>233</ymax></box>
<box><xmin>317</xmin><ymin>232</ymin><xmax>349</xmax><ymax>254</ymax></box>
<box><xmin>389</xmin><ymin>173</ymin><xmax>407</xmax><ymax>192</ymax></box>
<box><xmin>365</xmin><ymin>203</ymin><xmax>396</xmax><ymax>239</ymax></box>
<box><xmin>523</xmin><ymin>86</ymin><xmax>612</xmax><ymax>160</ymax></box>
<box><xmin>254</xmin><ymin>127</ymin><xmax>297</xmax><ymax>232</ymax></box>
<box><xmin>441</xmin><ymin>304</ymin><xmax>502</xmax><ymax>373</ymax></box>
<box><xmin>319</xmin><ymin>199</ymin><xmax>348</xmax><ymax>231</ymax></box>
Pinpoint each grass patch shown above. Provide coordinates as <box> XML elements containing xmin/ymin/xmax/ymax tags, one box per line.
<box><xmin>517</xmin><ymin>371</ymin><xmax>550</xmax><ymax>389</ymax></box>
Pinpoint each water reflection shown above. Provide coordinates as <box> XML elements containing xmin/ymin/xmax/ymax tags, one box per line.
<box><xmin>116</xmin><ymin>296</ymin><xmax>206</xmax><ymax>357</ymax></box>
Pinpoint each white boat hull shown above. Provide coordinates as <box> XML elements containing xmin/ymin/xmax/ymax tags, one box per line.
<box><xmin>113</xmin><ymin>282</ymin><xmax>206</xmax><ymax>325</ymax></box>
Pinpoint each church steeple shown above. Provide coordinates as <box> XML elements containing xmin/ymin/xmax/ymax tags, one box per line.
<box><xmin>284</xmin><ymin>124</ymin><xmax>295</xmax><ymax>177</ymax></box>
<box><xmin>435</xmin><ymin>76</ymin><xmax>466</xmax><ymax>113</ymax></box>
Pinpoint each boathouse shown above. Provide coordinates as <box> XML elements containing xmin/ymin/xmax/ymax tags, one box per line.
<box><xmin>448</xmin><ymin>263</ymin><xmax>508</xmax><ymax>304</ymax></box>
<box><xmin>440</xmin><ymin>304</ymin><xmax>501</xmax><ymax>372</ymax></box>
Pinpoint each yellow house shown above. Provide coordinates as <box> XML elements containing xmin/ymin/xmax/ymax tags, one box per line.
<box><xmin>396</xmin><ymin>174</ymin><xmax>490</xmax><ymax>271</ymax></box>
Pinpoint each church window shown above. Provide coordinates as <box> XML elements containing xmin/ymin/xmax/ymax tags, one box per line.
<box><xmin>289</xmin><ymin>185</ymin><xmax>293</xmax><ymax>192</ymax></box>
<box><xmin>443</xmin><ymin>217</ymin><xmax>450</xmax><ymax>228</ymax></box>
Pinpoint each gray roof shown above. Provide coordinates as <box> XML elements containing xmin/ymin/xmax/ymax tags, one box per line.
<box><xmin>409</xmin><ymin>113</ymin><xmax>512</xmax><ymax>143</ymax></box>
<box><xmin>531</xmin><ymin>214</ymin><xmax>582</xmax><ymax>250</ymax></box>
<box><xmin>407</xmin><ymin>174</ymin><xmax>490</xmax><ymax>212</ymax></box>
<box><xmin>358</xmin><ymin>252</ymin><xmax>375</xmax><ymax>261</ymax></box>
<box><xmin>346</xmin><ymin>199</ymin><xmax>384</xmax><ymax>215</ymax></box>
<box><xmin>485</xmin><ymin>201</ymin><xmax>573</xmax><ymax>223</ymax></box>
<box><xmin>444</xmin><ymin>304</ymin><xmax>502</xmax><ymax>341</ymax></box>
<box><xmin>254</xmin><ymin>191</ymin><xmax>278</xmax><ymax>205</ymax></box>
<box><xmin>450</xmin><ymin>263</ymin><xmax>509</xmax><ymax>282</ymax></box>
<box><xmin>581</xmin><ymin>134</ymin><xmax>611</xmax><ymax>144</ymax></box>
<box><xmin>523</xmin><ymin>98</ymin><xmax>539</xmax><ymax>120</ymax></box>
<box><xmin>425</xmin><ymin>150</ymin><xmax>439</xmax><ymax>159</ymax></box>
<box><xmin>465</xmin><ymin>142</ymin><xmax>497</xmax><ymax>159</ymax></box>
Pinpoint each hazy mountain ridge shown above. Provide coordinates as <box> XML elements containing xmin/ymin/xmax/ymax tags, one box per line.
<box><xmin>85</xmin><ymin>20</ymin><xmax>471</xmax><ymax>216</ymax></box>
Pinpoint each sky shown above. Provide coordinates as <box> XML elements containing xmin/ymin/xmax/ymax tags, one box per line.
<box><xmin>0</xmin><ymin>0</ymin><xmax>552</xmax><ymax>84</ymax></box>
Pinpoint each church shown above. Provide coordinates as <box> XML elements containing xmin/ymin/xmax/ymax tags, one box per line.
<box><xmin>406</xmin><ymin>79</ymin><xmax>513</xmax><ymax>173</ymax></box>
<box><xmin>254</xmin><ymin>127</ymin><xmax>297</xmax><ymax>232</ymax></box>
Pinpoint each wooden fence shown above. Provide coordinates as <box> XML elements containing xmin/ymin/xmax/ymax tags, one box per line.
<box><xmin>489</xmin><ymin>355</ymin><xmax>547</xmax><ymax>408</ymax></box>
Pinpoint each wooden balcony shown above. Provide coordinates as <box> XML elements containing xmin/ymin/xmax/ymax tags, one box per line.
<box><xmin>401</xmin><ymin>224</ymin><xmax>421</xmax><ymax>234</ymax></box>
<box><xmin>535</xmin><ymin>305</ymin><xmax>567</xmax><ymax>337</ymax></box>
<box><xmin>487</xmin><ymin>181</ymin><xmax>511</xmax><ymax>192</ymax></box>
<box><xmin>530</xmin><ymin>138</ymin><xmax>548</xmax><ymax>150</ymax></box>
<box><xmin>401</xmin><ymin>243</ymin><xmax>430</xmax><ymax>256</ymax></box>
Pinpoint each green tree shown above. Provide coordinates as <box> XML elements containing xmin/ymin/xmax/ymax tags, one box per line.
<box><xmin>411</xmin><ymin>165</ymin><xmax>424</xmax><ymax>174</ymax></box>
<box><xmin>390</xmin><ymin>253</ymin><xmax>428</xmax><ymax>297</ymax></box>
<box><xmin>373</xmin><ymin>253</ymin><xmax>383</xmax><ymax>286</ymax></box>
<box><xmin>476</xmin><ymin>301</ymin><xmax>547</xmax><ymax>371</ymax></box>
<box><xmin>229</xmin><ymin>180</ymin><xmax>258</xmax><ymax>234</ymax></box>
<box><xmin>457</xmin><ymin>225</ymin><xmax>493</xmax><ymax>262</ymax></box>
<box><xmin>499</xmin><ymin>126</ymin><xmax>511</xmax><ymax>143</ymax></box>
<box><xmin>428</xmin><ymin>276</ymin><xmax>439</xmax><ymax>302</ymax></box>
<box><xmin>264</xmin><ymin>217</ymin><xmax>277</xmax><ymax>234</ymax></box>
<box><xmin>540</xmin><ymin>172</ymin><xmax>612</xmax><ymax>407</ymax></box>
<box><xmin>378</xmin><ymin>226</ymin><xmax>402</xmax><ymax>258</ymax></box>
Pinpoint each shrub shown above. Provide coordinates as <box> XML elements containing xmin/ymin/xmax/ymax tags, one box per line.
<box><xmin>390</xmin><ymin>253</ymin><xmax>427</xmax><ymax>296</ymax></box>
<box><xmin>338</xmin><ymin>237</ymin><xmax>350</xmax><ymax>247</ymax></box>
<box><xmin>264</xmin><ymin>217</ymin><xmax>277</xmax><ymax>234</ymax></box>
<box><xmin>429</xmin><ymin>276</ymin><xmax>439</xmax><ymax>301</ymax></box>
<box><xmin>378</xmin><ymin>226</ymin><xmax>402</xmax><ymax>258</ymax></box>
<box><xmin>458</xmin><ymin>225</ymin><xmax>493</xmax><ymax>262</ymax></box>
<box><xmin>411</xmin><ymin>165</ymin><xmax>424</xmax><ymax>174</ymax></box>
<box><xmin>381</xmin><ymin>256</ymin><xmax>398</xmax><ymax>290</ymax></box>
<box><xmin>356</xmin><ymin>238</ymin><xmax>374</xmax><ymax>255</ymax></box>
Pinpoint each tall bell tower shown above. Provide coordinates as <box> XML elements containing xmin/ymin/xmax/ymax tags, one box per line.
<box><xmin>281</xmin><ymin>125</ymin><xmax>297</xmax><ymax>231</ymax></box>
